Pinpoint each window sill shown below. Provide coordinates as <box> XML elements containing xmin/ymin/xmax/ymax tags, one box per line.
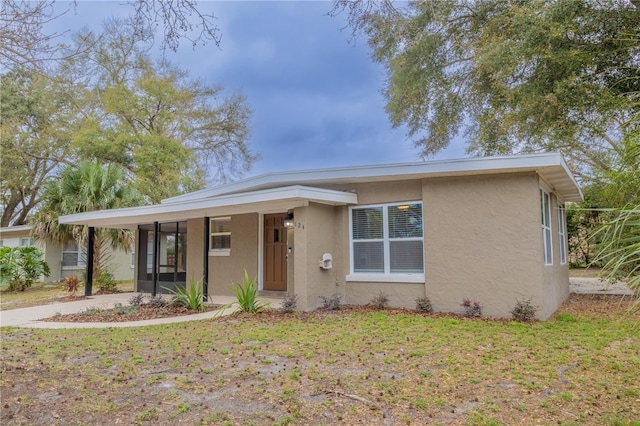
<box><xmin>346</xmin><ymin>274</ymin><xmax>424</xmax><ymax>284</ymax></box>
<box><xmin>62</xmin><ymin>265</ymin><xmax>85</xmax><ymax>270</ymax></box>
<box><xmin>209</xmin><ymin>250</ymin><xmax>231</xmax><ymax>257</ymax></box>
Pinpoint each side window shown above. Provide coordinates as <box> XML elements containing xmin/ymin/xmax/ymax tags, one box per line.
<box><xmin>541</xmin><ymin>190</ymin><xmax>553</xmax><ymax>265</ymax></box>
<box><xmin>558</xmin><ymin>204</ymin><xmax>567</xmax><ymax>265</ymax></box>
<box><xmin>62</xmin><ymin>240</ymin><xmax>86</xmax><ymax>268</ymax></box>
<box><xmin>210</xmin><ymin>217</ymin><xmax>231</xmax><ymax>256</ymax></box>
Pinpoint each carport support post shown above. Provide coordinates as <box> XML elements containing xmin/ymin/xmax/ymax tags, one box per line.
<box><xmin>84</xmin><ymin>226</ymin><xmax>95</xmax><ymax>297</ymax></box>
<box><xmin>203</xmin><ymin>217</ymin><xmax>209</xmax><ymax>301</ymax></box>
<box><xmin>152</xmin><ymin>221</ymin><xmax>159</xmax><ymax>297</ymax></box>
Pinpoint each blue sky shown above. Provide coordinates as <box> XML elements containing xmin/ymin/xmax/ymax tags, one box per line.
<box><xmin>53</xmin><ymin>1</ymin><xmax>467</xmax><ymax>178</ymax></box>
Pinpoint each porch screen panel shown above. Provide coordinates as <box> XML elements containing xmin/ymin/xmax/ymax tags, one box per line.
<box><xmin>352</xmin><ymin>207</ymin><xmax>384</xmax><ymax>273</ymax></box>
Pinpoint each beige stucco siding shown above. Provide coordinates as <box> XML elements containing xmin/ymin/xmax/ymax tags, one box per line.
<box><xmin>423</xmin><ymin>172</ymin><xmax>546</xmax><ymax>318</ymax></box>
<box><xmin>292</xmin><ymin>203</ymin><xmax>341</xmax><ymax>311</ymax></box>
<box><xmin>186</xmin><ymin>218</ymin><xmax>205</xmax><ymax>288</ymax></box>
<box><xmin>208</xmin><ymin>213</ymin><xmax>259</xmax><ymax>296</ymax></box>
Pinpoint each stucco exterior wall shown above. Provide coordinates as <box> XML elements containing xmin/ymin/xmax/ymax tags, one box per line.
<box><xmin>186</xmin><ymin>218</ymin><xmax>205</xmax><ymax>289</ymax></box>
<box><xmin>423</xmin><ymin>173</ymin><xmax>547</xmax><ymax>318</ymax></box>
<box><xmin>292</xmin><ymin>203</ymin><xmax>341</xmax><ymax>311</ymax></box>
<box><xmin>208</xmin><ymin>213</ymin><xmax>259</xmax><ymax>297</ymax></box>
<box><xmin>541</xmin><ymin>190</ymin><xmax>570</xmax><ymax>318</ymax></box>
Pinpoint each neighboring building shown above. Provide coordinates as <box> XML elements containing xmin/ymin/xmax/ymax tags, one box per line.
<box><xmin>0</xmin><ymin>225</ymin><xmax>134</xmax><ymax>282</ymax></box>
<box><xmin>59</xmin><ymin>153</ymin><xmax>582</xmax><ymax>319</ymax></box>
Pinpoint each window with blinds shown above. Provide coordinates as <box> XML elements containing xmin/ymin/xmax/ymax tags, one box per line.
<box><xmin>351</xmin><ymin>202</ymin><xmax>424</xmax><ymax>275</ymax></box>
<box><xmin>62</xmin><ymin>240</ymin><xmax>86</xmax><ymax>268</ymax></box>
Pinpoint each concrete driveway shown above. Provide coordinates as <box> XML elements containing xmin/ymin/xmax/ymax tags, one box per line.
<box><xmin>0</xmin><ymin>293</ymin><xmax>282</xmax><ymax>329</ymax></box>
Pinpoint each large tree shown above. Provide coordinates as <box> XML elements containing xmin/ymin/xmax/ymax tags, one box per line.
<box><xmin>66</xmin><ymin>19</ymin><xmax>254</xmax><ymax>202</ymax></box>
<box><xmin>31</xmin><ymin>162</ymin><xmax>143</xmax><ymax>282</ymax></box>
<box><xmin>1</xmin><ymin>19</ymin><xmax>254</xmax><ymax>224</ymax></box>
<box><xmin>0</xmin><ymin>0</ymin><xmax>220</xmax><ymax>70</ymax></box>
<box><xmin>0</xmin><ymin>68</ymin><xmax>74</xmax><ymax>226</ymax></box>
<box><xmin>332</xmin><ymin>0</ymin><xmax>640</xmax><ymax>178</ymax></box>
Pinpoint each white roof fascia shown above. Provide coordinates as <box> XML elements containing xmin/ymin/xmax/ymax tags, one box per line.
<box><xmin>163</xmin><ymin>152</ymin><xmax>582</xmax><ymax>204</ymax></box>
<box><xmin>0</xmin><ymin>225</ymin><xmax>32</xmax><ymax>235</ymax></box>
<box><xmin>59</xmin><ymin>185</ymin><xmax>358</xmax><ymax>229</ymax></box>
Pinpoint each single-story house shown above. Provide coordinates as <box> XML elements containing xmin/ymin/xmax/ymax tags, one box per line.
<box><xmin>59</xmin><ymin>153</ymin><xmax>582</xmax><ymax>319</ymax></box>
<box><xmin>0</xmin><ymin>225</ymin><xmax>134</xmax><ymax>282</ymax></box>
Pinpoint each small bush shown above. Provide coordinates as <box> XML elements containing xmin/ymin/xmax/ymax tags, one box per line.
<box><xmin>280</xmin><ymin>294</ymin><xmax>299</xmax><ymax>313</ymax></box>
<box><xmin>320</xmin><ymin>294</ymin><xmax>342</xmax><ymax>310</ymax></box>
<box><xmin>128</xmin><ymin>293</ymin><xmax>144</xmax><ymax>306</ymax></box>
<box><xmin>113</xmin><ymin>302</ymin><xmax>137</xmax><ymax>315</ymax></box>
<box><xmin>96</xmin><ymin>271</ymin><xmax>118</xmax><ymax>293</ymax></box>
<box><xmin>0</xmin><ymin>246</ymin><xmax>51</xmax><ymax>291</ymax></box>
<box><xmin>415</xmin><ymin>296</ymin><xmax>433</xmax><ymax>313</ymax></box>
<box><xmin>147</xmin><ymin>295</ymin><xmax>167</xmax><ymax>308</ymax></box>
<box><xmin>165</xmin><ymin>280</ymin><xmax>205</xmax><ymax>312</ymax></box>
<box><xmin>232</xmin><ymin>270</ymin><xmax>270</xmax><ymax>313</ymax></box>
<box><xmin>63</xmin><ymin>275</ymin><xmax>80</xmax><ymax>296</ymax></box>
<box><xmin>461</xmin><ymin>298</ymin><xmax>482</xmax><ymax>317</ymax></box>
<box><xmin>370</xmin><ymin>291</ymin><xmax>389</xmax><ymax>309</ymax></box>
<box><xmin>511</xmin><ymin>299</ymin><xmax>538</xmax><ymax>322</ymax></box>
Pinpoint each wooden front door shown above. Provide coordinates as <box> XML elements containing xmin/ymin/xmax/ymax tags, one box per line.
<box><xmin>263</xmin><ymin>213</ymin><xmax>287</xmax><ymax>291</ymax></box>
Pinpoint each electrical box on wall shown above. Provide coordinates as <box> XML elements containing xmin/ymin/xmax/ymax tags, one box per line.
<box><xmin>319</xmin><ymin>253</ymin><xmax>332</xmax><ymax>269</ymax></box>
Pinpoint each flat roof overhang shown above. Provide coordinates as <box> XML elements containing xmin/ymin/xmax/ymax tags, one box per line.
<box><xmin>58</xmin><ymin>185</ymin><xmax>358</xmax><ymax>229</ymax></box>
<box><xmin>163</xmin><ymin>152</ymin><xmax>583</xmax><ymax>204</ymax></box>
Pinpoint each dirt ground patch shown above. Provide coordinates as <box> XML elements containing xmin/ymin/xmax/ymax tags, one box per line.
<box><xmin>1</xmin><ymin>294</ymin><xmax>638</xmax><ymax>425</ymax></box>
<box><xmin>43</xmin><ymin>303</ymin><xmax>221</xmax><ymax>322</ymax></box>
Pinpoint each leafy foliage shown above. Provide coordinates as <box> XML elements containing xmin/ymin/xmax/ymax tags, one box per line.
<box><xmin>129</xmin><ymin>293</ymin><xmax>145</xmax><ymax>307</ymax></box>
<box><xmin>593</xmin><ymin>206</ymin><xmax>640</xmax><ymax>303</ymax></box>
<box><xmin>415</xmin><ymin>296</ymin><xmax>433</xmax><ymax>313</ymax></box>
<box><xmin>510</xmin><ymin>299</ymin><xmax>539</xmax><ymax>322</ymax></box>
<box><xmin>333</xmin><ymin>0</ymin><xmax>639</xmax><ymax>178</ymax></box>
<box><xmin>232</xmin><ymin>270</ymin><xmax>270</xmax><ymax>313</ymax></box>
<box><xmin>0</xmin><ymin>246</ymin><xmax>50</xmax><ymax>291</ymax></box>
<box><xmin>320</xmin><ymin>294</ymin><xmax>342</xmax><ymax>310</ymax></box>
<box><xmin>63</xmin><ymin>275</ymin><xmax>80</xmax><ymax>296</ymax></box>
<box><xmin>461</xmin><ymin>299</ymin><xmax>482</xmax><ymax>318</ymax></box>
<box><xmin>370</xmin><ymin>291</ymin><xmax>389</xmax><ymax>309</ymax></box>
<box><xmin>95</xmin><ymin>271</ymin><xmax>118</xmax><ymax>293</ymax></box>
<box><xmin>165</xmin><ymin>280</ymin><xmax>205</xmax><ymax>312</ymax></box>
<box><xmin>147</xmin><ymin>295</ymin><xmax>167</xmax><ymax>308</ymax></box>
<box><xmin>280</xmin><ymin>294</ymin><xmax>299</xmax><ymax>313</ymax></box>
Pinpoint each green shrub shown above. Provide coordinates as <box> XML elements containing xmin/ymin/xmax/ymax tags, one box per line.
<box><xmin>96</xmin><ymin>271</ymin><xmax>118</xmax><ymax>293</ymax></box>
<box><xmin>0</xmin><ymin>246</ymin><xmax>51</xmax><ymax>291</ymax></box>
<box><xmin>232</xmin><ymin>270</ymin><xmax>270</xmax><ymax>313</ymax></box>
<box><xmin>511</xmin><ymin>299</ymin><xmax>539</xmax><ymax>322</ymax></box>
<box><xmin>370</xmin><ymin>291</ymin><xmax>389</xmax><ymax>309</ymax></box>
<box><xmin>461</xmin><ymin>298</ymin><xmax>482</xmax><ymax>317</ymax></box>
<box><xmin>280</xmin><ymin>294</ymin><xmax>299</xmax><ymax>313</ymax></box>
<box><xmin>165</xmin><ymin>279</ymin><xmax>205</xmax><ymax>312</ymax></box>
<box><xmin>320</xmin><ymin>294</ymin><xmax>342</xmax><ymax>310</ymax></box>
<box><xmin>415</xmin><ymin>296</ymin><xmax>433</xmax><ymax>313</ymax></box>
<box><xmin>129</xmin><ymin>293</ymin><xmax>145</xmax><ymax>306</ymax></box>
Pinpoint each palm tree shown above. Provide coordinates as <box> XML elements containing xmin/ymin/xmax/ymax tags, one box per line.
<box><xmin>31</xmin><ymin>162</ymin><xmax>144</xmax><ymax>289</ymax></box>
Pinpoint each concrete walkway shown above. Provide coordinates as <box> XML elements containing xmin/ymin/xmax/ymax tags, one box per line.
<box><xmin>569</xmin><ymin>277</ymin><xmax>634</xmax><ymax>296</ymax></box>
<box><xmin>0</xmin><ymin>293</ymin><xmax>282</xmax><ymax>329</ymax></box>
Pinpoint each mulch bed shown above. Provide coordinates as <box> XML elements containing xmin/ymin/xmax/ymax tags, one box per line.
<box><xmin>44</xmin><ymin>304</ymin><xmax>221</xmax><ymax>323</ymax></box>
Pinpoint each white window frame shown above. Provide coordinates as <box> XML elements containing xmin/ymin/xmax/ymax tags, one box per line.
<box><xmin>541</xmin><ymin>189</ymin><xmax>553</xmax><ymax>265</ymax></box>
<box><xmin>347</xmin><ymin>201</ymin><xmax>425</xmax><ymax>283</ymax></box>
<box><xmin>62</xmin><ymin>240</ymin><xmax>86</xmax><ymax>269</ymax></box>
<box><xmin>558</xmin><ymin>204</ymin><xmax>567</xmax><ymax>265</ymax></box>
<box><xmin>20</xmin><ymin>238</ymin><xmax>33</xmax><ymax>247</ymax></box>
<box><xmin>209</xmin><ymin>217</ymin><xmax>231</xmax><ymax>256</ymax></box>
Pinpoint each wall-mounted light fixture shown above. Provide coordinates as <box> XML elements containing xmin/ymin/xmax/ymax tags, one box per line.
<box><xmin>284</xmin><ymin>212</ymin><xmax>294</xmax><ymax>228</ymax></box>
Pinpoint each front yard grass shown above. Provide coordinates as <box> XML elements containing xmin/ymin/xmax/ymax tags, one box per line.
<box><xmin>0</xmin><ymin>281</ymin><xmax>134</xmax><ymax>311</ymax></box>
<box><xmin>1</xmin><ymin>295</ymin><xmax>639</xmax><ymax>425</ymax></box>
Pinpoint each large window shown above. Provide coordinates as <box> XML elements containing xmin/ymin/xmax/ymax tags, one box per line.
<box><xmin>62</xmin><ymin>240</ymin><xmax>86</xmax><ymax>268</ymax></box>
<box><xmin>350</xmin><ymin>202</ymin><xmax>424</xmax><ymax>277</ymax></box>
<box><xmin>558</xmin><ymin>204</ymin><xmax>567</xmax><ymax>265</ymax></box>
<box><xmin>210</xmin><ymin>217</ymin><xmax>231</xmax><ymax>256</ymax></box>
<box><xmin>541</xmin><ymin>190</ymin><xmax>553</xmax><ymax>265</ymax></box>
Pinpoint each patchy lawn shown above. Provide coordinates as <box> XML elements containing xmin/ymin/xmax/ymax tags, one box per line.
<box><xmin>569</xmin><ymin>267</ymin><xmax>603</xmax><ymax>278</ymax></box>
<box><xmin>0</xmin><ymin>281</ymin><xmax>134</xmax><ymax>311</ymax></box>
<box><xmin>1</xmin><ymin>295</ymin><xmax>639</xmax><ymax>425</ymax></box>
